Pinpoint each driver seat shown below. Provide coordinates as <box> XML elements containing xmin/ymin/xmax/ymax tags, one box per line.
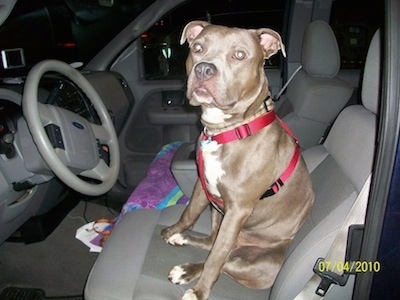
<box><xmin>84</xmin><ymin>30</ymin><xmax>380</xmax><ymax>300</ymax></box>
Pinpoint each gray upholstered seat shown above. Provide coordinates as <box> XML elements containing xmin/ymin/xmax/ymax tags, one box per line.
<box><xmin>84</xmin><ymin>30</ymin><xmax>380</xmax><ymax>300</ymax></box>
<box><xmin>276</xmin><ymin>20</ymin><xmax>354</xmax><ymax>149</ymax></box>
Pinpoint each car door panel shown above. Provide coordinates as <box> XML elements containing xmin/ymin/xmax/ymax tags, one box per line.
<box><xmin>116</xmin><ymin>85</ymin><xmax>201</xmax><ymax>188</ymax></box>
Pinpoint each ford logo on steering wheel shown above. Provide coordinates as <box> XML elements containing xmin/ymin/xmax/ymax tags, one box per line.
<box><xmin>72</xmin><ymin>121</ymin><xmax>84</xmax><ymax>130</ymax></box>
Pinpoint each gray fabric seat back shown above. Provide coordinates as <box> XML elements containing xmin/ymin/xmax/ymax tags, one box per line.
<box><xmin>276</xmin><ymin>20</ymin><xmax>354</xmax><ymax>149</ymax></box>
<box><xmin>270</xmin><ymin>29</ymin><xmax>380</xmax><ymax>300</ymax></box>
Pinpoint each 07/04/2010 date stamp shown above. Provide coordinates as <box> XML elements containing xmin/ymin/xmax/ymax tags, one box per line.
<box><xmin>316</xmin><ymin>259</ymin><xmax>381</xmax><ymax>273</ymax></box>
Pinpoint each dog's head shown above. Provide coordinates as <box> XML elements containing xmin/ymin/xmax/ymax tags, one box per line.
<box><xmin>181</xmin><ymin>21</ymin><xmax>286</xmax><ymax>124</ymax></box>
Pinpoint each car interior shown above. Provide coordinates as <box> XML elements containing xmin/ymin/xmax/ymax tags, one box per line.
<box><xmin>1</xmin><ymin>0</ymin><xmax>399</xmax><ymax>299</ymax></box>
<box><xmin>83</xmin><ymin>27</ymin><xmax>380</xmax><ymax>300</ymax></box>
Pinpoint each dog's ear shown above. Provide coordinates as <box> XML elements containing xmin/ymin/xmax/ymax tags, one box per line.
<box><xmin>180</xmin><ymin>21</ymin><xmax>210</xmax><ymax>45</ymax></box>
<box><xmin>256</xmin><ymin>28</ymin><xmax>286</xmax><ymax>59</ymax></box>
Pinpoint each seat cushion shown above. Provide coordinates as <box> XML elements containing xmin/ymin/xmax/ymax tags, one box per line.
<box><xmin>85</xmin><ymin>205</ymin><xmax>271</xmax><ymax>300</ymax></box>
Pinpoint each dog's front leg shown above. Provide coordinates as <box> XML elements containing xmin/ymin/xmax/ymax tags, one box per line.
<box><xmin>182</xmin><ymin>207</ymin><xmax>252</xmax><ymax>300</ymax></box>
<box><xmin>161</xmin><ymin>180</ymin><xmax>209</xmax><ymax>245</ymax></box>
<box><xmin>180</xmin><ymin>207</ymin><xmax>222</xmax><ymax>251</ymax></box>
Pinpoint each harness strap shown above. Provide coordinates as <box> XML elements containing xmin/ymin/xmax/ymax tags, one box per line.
<box><xmin>197</xmin><ymin>111</ymin><xmax>300</xmax><ymax>208</ymax></box>
<box><xmin>204</xmin><ymin>110</ymin><xmax>276</xmax><ymax>143</ymax></box>
<box><xmin>261</xmin><ymin>145</ymin><xmax>300</xmax><ymax>198</ymax></box>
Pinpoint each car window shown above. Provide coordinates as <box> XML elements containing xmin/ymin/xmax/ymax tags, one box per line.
<box><xmin>141</xmin><ymin>0</ymin><xmax>286</xmax><ymax>80</ymax></box>
<box><xmin>0</xmin><ymin>0</ymin><xmax>155</xmax><ymax>78</ymax></box>
<box><xmin>329</xmin><ymin>0</ymin><xmax>382</xmax><ymax>69</ymax></box>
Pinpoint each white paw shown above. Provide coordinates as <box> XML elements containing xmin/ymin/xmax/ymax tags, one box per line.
<box><xmin>169</xmin><ymin>265</ymin><xmax>187</xmax><ymax>284</ymax></box>
<box><xmin>181</xmin><ymin>289</ymin><xmax>198</xmax><ymax>300</ymax></box>
<box><xmin>166</xmin><ymin>233</ymin><xmax>188</xmax><ymax>246</ymax></box>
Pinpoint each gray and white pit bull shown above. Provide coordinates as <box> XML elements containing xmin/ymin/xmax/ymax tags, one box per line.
<box><xmin>161</xmin><ymin>21</ymin><xmax>314</xmax><ymax>300</ymax></box>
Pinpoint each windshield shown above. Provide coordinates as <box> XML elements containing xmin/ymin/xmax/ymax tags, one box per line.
<box><xmin>0</xmin><ymin>0</ymin><xmax>155</xmax><ymax>78</ymax></box>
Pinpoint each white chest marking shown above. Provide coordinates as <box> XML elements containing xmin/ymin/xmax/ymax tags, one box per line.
<box><xmin>200</xmin><ymin>140</ymin><xmax>225</xmax><ymax>197</ymax></box>
<box><xmin>202</xmin><ymin>107</ymin><xmax>232</xmax><ymax>124</ymax></box>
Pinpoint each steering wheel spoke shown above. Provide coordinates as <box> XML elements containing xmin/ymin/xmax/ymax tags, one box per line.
<box><xmin>90</xmin><ymin>123</ymin><xmax>111</xmax><ymax>144</ymax></box>
<box><xmin>79</xmin><ymin>159</ymin><xmax>113</xmax><ymax>182</ymax></box>
<box><xmin>37</xmin><ymin>102</ymin><xmax>55</xmax><ymax>125</ymax></box>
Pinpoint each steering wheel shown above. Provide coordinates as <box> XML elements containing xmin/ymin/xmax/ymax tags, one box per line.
<box><xmin>22</xmin><ymin>60</ymin><xmax>120</xmax><ymax>196</ymax></box>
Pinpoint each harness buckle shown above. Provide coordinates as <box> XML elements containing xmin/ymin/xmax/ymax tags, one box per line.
<box><xmin>235</xmin><ymin>124</ymin><xmax>252</xmax><ymax>139</ymax></box>
<box><xmin>263</xmin><ymin>95</ymin><xmax>272</xmax><ymax>112</ymax></box>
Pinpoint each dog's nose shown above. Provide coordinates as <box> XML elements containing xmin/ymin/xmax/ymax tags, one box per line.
<box><xmin>195</xmin><ymin>62</ymin><xmax>217</xmax><ymax>80</ymax></box>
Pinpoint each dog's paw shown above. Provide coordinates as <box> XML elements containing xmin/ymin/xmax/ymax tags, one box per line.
<box><xmin>181</xmin><ymin>289</ymin><xmax>198</xmax><ymax>300</ymax></box>
<box><xmin>160</xmin><ymin>227</ymin><xmax>173</xmax><ymax>240</ymax></box>
<box><xmin>165</xmin><ymin>233</ymin><xmax>188</xmax><ymax>246</ymax></box>
<box><xmin>169</xmin><ymin>265</ymin><xmax>189</xmax><ymax>284</ymax></box>
<box><xmin>160</xmin><ymin>226</ymin><xmax>186</xmax><ymax>243</ymax></box>
<box><xmin>168</xmin><ymin>263</ymin><xmax>202</xmax><ymax>285</ymax></box>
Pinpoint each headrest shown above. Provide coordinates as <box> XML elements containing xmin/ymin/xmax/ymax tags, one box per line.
<box><xmin>301</xmin><ymin>20</ymin><xmax>340</xmax><ymax>78</ymax></box>
<box><xmin>362</xmin><ymin>30</ymin><xmax>381</xmax><ymax>115</ymax></box>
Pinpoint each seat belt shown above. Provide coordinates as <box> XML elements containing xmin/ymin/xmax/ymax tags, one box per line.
<box><xmin>274</xmin><ymin>65</ymin><xmax>302</xmax><ymax>101</ymax></box>
<box><xmin>294</xmin><ymin>174</ymin><xmax>372</xmax><ymax>300</ymax></box>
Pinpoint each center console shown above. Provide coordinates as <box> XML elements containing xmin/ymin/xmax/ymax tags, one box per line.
<box><xmin>171</xmin><ymin>142</ymin><xmax>198</xmax><ymax>198</ymax></box>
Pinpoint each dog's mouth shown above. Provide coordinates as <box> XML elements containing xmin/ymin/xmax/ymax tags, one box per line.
<box><xmin>189</xmin><ymin>84</ymin><xmax>237</xmax><ymax>110</ymax></box>
<box><xmin>190</xmin><ymin>85</ymin><xmax>215</xmax><ymax>105</ymax></box>
<box><xmin>193</xmin><ymin>87</ymin><xmax>211</xmax><ymax>99</ymax></box>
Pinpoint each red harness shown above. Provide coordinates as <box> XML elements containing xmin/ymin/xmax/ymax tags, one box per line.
<box><xmin>197</xmin><ymin>110</ymin><xmax>300</xmax><ymax>208</ymax></box>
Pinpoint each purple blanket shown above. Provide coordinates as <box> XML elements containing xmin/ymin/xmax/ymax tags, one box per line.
<box><xmin>119</xmin><ymin>141</ymin><xmax>190</xmax><ymax>217</ymax></box>
<box><xmin>89</xmin><ymin>142</ymin><xmax>190</xmax><ymax>249</ymax></box>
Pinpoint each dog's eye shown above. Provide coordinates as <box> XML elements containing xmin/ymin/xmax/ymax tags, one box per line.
<box><xmin>234</xmin><ymin>50</ymin><xmax>246</xmax><ymax>60</ymax></box>
<box><xmin>193</xmin><ymin>43</ymin><xmax>203</xmax><ymax>53</ymax></box>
